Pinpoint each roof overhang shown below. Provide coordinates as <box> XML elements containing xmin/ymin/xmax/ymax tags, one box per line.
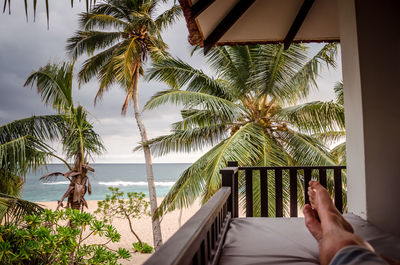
<box><xmin>179</xmin><ymin>0</ymin><xmax>340</xmax><ymax>53</ymax></box>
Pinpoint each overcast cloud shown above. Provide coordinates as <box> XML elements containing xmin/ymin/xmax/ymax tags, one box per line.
<box><xmin>0</xmin><ymin>0</ymin><xmax>342</xmax><ymax>163</ymax></box>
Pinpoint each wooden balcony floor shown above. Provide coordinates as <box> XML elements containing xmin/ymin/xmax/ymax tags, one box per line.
<box><xmin>219</xmin><ymin>214</ymin><xmax>400</xmax><ymax>265</ymax></box>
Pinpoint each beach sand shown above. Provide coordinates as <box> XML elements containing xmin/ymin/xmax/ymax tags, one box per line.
<box><xmin>38</xmin><ymin>198</ymin><xmax>201</xmax><ymax>265</ymax></box>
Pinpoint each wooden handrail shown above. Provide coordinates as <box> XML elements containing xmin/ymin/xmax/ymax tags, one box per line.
<box><xmin>143</xmin><ymin>187</ymin><xmax>231</xmax><ymax>265</ymax></box>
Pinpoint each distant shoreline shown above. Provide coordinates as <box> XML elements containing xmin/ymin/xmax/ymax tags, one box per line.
<box><xmin>35</xmin><ymin>197</ymin><xmax>166</xmax><ymax>204</ymax></box>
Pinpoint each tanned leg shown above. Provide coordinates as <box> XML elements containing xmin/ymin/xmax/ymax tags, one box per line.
<box><xmin>305</xmin><ymin>181</ymin><xmax>374</xmax><ymax>265</ymax></box>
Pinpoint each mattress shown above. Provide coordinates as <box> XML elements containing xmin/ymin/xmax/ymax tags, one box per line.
<box><xmin>219</xmin><ymin>214</ymin><xmax>400</xmax><ymax>265</ymax></box>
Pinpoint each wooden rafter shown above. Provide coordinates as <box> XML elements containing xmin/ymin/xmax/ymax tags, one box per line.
<box><xmin>190</xmin><ymin>0</ymin><xmax>216</xmax><ymax>19</ymax></box>
<box><xmin>283</xmin><ymin>0</ymin><xmax>315</xmax><ymax>49</ymax></box>
<box><xmin>203</xmin><ymin>0</ymin><xmax>255</xmax><ymax>54</ymax></box>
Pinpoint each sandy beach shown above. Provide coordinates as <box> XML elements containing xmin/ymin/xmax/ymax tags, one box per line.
<box><xmin>37</xmin><ymin>198</ymin><xmax>201</xmax><ymax>265</ymax></box>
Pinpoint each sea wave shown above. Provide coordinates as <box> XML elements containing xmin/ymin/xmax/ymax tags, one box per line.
<box><xmin>43</xmin><ymin>181</ymin><xmax>70</xmax><ymax>185</ymax></box>
<box><xmin>98</xmin><ymin>181</ymin><xmax>175</xmax><ymax>187</ymax></box>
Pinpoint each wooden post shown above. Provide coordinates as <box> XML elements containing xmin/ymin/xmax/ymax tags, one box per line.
<box><xmin>227</xmin><ymin>161</ymin><xmax>239</xmax><ymax>218</ymax></box>
<box><xmin>220</xmin><ymin>161</ymin><xmax>238</xmax><ymax>218</ymax></box>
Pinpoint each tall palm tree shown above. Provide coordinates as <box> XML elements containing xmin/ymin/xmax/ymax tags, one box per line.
<box><xmin>66</xmin><ymin>0</ymin><xmax>181</xmax><ymax>248</ymax></box>
<box><xmin>0</xmin><ymin>115</ymin><xmax>64</xmax><ymax>223</ymax></box>
<box><xmin>25</xmin><ymin>62</ymin><xmax>105</xmax><ymax>211</ymax></box>
<box><xmin>142</xmin><ymin>44</ymin><xmax>345</xmax><ymax>217</ymax></box>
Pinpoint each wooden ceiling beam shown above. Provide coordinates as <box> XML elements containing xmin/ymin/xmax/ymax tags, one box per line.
<box><xmin>203</xmin><ymin>0</ymin><xmax>255</xmax><ymax>54</ymax></box>
<box><xmin>190</xmin><ymin>0</ymin><xmax>216</xmax><ymax>19</ymax></box>
<box><xmin>283</xmin><ymin>0</ymin><xmax>314</xmax><ymax>49</ymax></box>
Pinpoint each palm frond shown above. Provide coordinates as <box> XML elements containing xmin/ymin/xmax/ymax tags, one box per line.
<box><xmin>155</xmin><ymin>4</ymin><xmax>182</xmax><ymax>31</ymax></box>
<box><xmin>278</xmin><ymin>101</ymin><xmax>345</xmax><ymax>134</ymax></box>
<box><xmin>278</xmin><ymin>129</ymin><xmax>336</xmax><ymax>166</ymax></box>
<box><xmin>0</xmin><ymin>115</ymin><xmax>64</xmax><ymax>143</ymax></box>
<box><xmin>331</xmin><ymin>142</ymin><xmax>346</xmax><ymax>165</ymax></box>
<box><xmin>147</xmin><ymin>57</ymin><xmax>232</xmax><ymax>99</ymax></box>
<box><xmin>39</xmin><ymin>171</ymin><xmax>64</xmax><ymax>183</ymax></box>
<box><xmin>24</xmin><ymin>62</ymin><xmax>75</xmax><ymax>113</ymax></box>
<box><xmin>3</xmin><ymin>0</ymin><xmax>94</xmax><ymax>26</ymax></box>
<box><xmin>144</xmin><ymin>90</ymin><xmax>243</xmax><ymax>121</ymax></box>
<box><xmin>334</xmin><ymin>81</ymin><xmax>344</xmax><ymax>105</ymax></box>
<box><xmin>136</xmin><ymin>123</ymin><xmax>229</xmax><ymax>156</ymax></box>
<box><xmin>79</xmin><ymin>12</ymin><xmax>128</xmax><ymax>31</ymax></box>
<box><xmin>0</xmin><ymin>192</ymin><xmax>44</xmax><ymax>225</ymax></box>
<box><xmin>312</xmin><ymin>131</ymin><xmax>346</xmax><ymax>145</ymax></box>
<box><xmin>66</xmin><ymin>31</ymin><xmax>122</xmax><ymax>60</ymax></box>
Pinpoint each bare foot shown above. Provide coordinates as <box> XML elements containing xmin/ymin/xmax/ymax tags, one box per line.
<box><xmin>305</xmin><ymin>181</ymin><xmax>377</xmax><ymax>265</ymax></box>
<box><xmin>303</xmin><ymin>204</ymin><xmax>322</xmax><ymax>242</ymax></box>
<box><xmin>307</xmin><ymin>181</ymin><xmax>354</xmax><ymax>233</ymax></box>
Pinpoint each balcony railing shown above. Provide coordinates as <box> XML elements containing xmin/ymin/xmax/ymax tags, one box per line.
<box><xmin>144</xmin><ymin>187</ymin><xmax>231</xmax><ymax>265</ymax></box>
<box><xmin>221</xmin><ymin>161</ymin><xmax>346</xmax><ymax>218</ymax></box>
<box><xmin>144</xmin><ymin>162</ymin><xmax>346</xmax><ymax>265</ymax></box>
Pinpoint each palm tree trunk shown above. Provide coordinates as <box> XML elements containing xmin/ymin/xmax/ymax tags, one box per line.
<box><xmin>132</xmin><ymin>65</ymin><xmax>163</xmax><ymax>250</ymax></box>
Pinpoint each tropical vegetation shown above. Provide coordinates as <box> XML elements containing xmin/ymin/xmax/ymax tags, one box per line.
<box><xmin>142</xmin><ymin>43</ymin><xmax>346</xmax><ymax>217</ymax></box>
<box><xmin>0</xmin><ymin>115</ymin><xmax>66</xmax><ymax>223</ymax></box>
<box><xmin>95</xmin><ymin>187</ymin><xmax>152</xmax><ymax>252</ymax></box>
<box><xmin>66</xmin><ymin>0</ymin><xmax>181</xmax><ymax>249</ymax></box>
<box><xmin>329</xmin><ymin>81</ymin><xmax>346</xmax><ymax>165</ymax></box>
<box><xmin>25</xmin><ymin>62</ymin><xmax>105</xmax><ymax>211</ymax></box>
<box><xmin>0</xmin><ymin>209</ymin><xmax>131</xmax><ymax>264</ymax></box>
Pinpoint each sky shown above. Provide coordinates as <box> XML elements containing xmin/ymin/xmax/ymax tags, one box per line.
<box><xmin>0</xmin><ymin>0</ymin><xmax>342</xmax><ymax>163</ymax></box>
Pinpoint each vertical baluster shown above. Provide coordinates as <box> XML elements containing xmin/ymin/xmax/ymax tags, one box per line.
<box><xmin>334</xmin><ymin>168</ymin><xmax>343</xmax><ymax>213</ymax></box>
<box><xmin>289</xmin><ymin>168</ymin><xmax>298</xmax><ymax>217</ymax></box>
<box><xmin>217</xmin><ymin>212</ymin><xmax>220</xmax><ymax>235</ymax></box>
<box><xmin>245</xmin><ymin>169</ymin><xmax>253</xmax><ymax>217</ymax></box>
<box><xmin>213</xmin><ymin>219</ymin><xmax>217</xmax><ymax>245</ymax></box>
<box><xmin>216</xmin><ymin>214</ymin><xmax>219</xmax><ymax>237</ymax></box>
<box><xmin>233</xmin><ymin>169</ymin><xmax>239</xmax><ymax>218</ymax></box>
<box><xmin>304</xmin><ymin>168</ymin><xmax>312</xmax><ymax>205</ymax></box>
<box><xmin>228</xmin><ymin>161</ymin><xmax>239</xmax><ymax>218</ymax></box>
<box><xmin>207</xmin><ymin>231</ymin><xmax>211</xmax><ymax>261</ymax></box>
<box><xmin>211</xmin><ymin>220</ymin><xmax>215</xmax><ymax>249</ymax></box>
<box><xmin>192</xmin><ymin>250</ymin><xmax>200</xmax><ymax>265</ymax></box>
<box><xmin>200</xmin><ymin>240</ymin><xmax>206</xmax><ymax>265</ymax></box>
<box><xmin>275</xmin><ymin>169</ymin><xmax>283</xmax><ymax>217</ymax></box>
<box><xmin>319</xmin><ymin>168</ymin><xmax>327</xmax><ymax>188</ymax></box>
<box><xmin>260</xmin><ymin>168</ymin><xmax>268</xmax><ymax>217</ymax></box>
<box><xmin>221</xmin><ymin>166</ymin><xmax>234</xmax><ymax>216</ymax></box>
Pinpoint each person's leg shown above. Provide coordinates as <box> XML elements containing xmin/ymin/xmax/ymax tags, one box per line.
<box><xmin>304</xmin><ymin>181</ymin><xmax>375</xmax><ymax>265</ymax></box>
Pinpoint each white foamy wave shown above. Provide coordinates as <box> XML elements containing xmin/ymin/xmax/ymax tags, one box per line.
<box><xmin>43</xmin><ymin>181</ymin><xmax>70</xmax><ymax>185</ymax></box>
<box><xmin>98</xmin><ymin>181</ymin><xmax>175</xmax><ymax>187</ymax></box>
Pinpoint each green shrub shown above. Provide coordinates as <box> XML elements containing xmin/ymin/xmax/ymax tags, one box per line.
<box><xmin>132</xmin><ymin>242</ymin><xmax>153</xmax><ymax>253</ymax></box>
<box><xmin>0</xmin><ymin>209</ymin><xmax>131</xmax><ymax>265</ymax></box>
<box><xmin>95</xmin><ymin>187</ymin><xmax>152</xmax><ymax>251</ymax></box>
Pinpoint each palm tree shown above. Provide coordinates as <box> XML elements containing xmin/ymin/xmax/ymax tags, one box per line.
<box><xmin>66</xmin><ymin>0</ymin><xmax>181</xmax><ymax>248</ymax></box>
<box><xmin>142</xmin><ymin>44</ymin><xmax>345</xmax><ymax>217</ymax></box>
<box><xmin>0</xmin><ymin>115</ymin><xmax>64</xmax><ymax>223</ymax></box>
<box><xmin>25</xmin><ymin>62</ymin><xmax>105</xmax><ymax>211</ymax></box>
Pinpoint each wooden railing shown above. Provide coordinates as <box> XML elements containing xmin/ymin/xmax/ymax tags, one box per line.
<box><xmin>143</xmin><ymin>187</ymin><xmax>231</xmax><ymax>265</ymax></box>
<box><xmin>221</xmin><ymin>161</ymin><xmax>346</xmax><ymax>218</ymax></box>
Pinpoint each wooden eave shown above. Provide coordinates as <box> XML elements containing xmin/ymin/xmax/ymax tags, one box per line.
<box><xmin>178</xmin><ymin>0</ymin><xmax>339</xmax><ymax>51</ymax></box>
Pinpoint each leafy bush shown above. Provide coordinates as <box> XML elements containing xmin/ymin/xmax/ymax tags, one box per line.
<box><xmin>132</xmin><ymin>242</ymin><xmax>153</xmax><ymax>253</ymax></box>
<box><xmin>95</xmin><ymin>187</ymin><xmax>152</xmax><ymax>251</ymax></box>
<box><xmin>0</xmin><ymin>209</ymin><xmax>131</xmax><ymax>264</ymax></box>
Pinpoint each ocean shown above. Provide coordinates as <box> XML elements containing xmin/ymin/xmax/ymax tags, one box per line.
<box><xmin>22</xmin><ymin>163</ymin><xmax>191</xmax><ymax>202</ymax></box>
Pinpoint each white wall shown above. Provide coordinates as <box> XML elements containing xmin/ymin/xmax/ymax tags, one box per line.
<box><xmin>338</xmin><ymin>0</ymin><xmax>400</xmax><ymax>236</ymax></box>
